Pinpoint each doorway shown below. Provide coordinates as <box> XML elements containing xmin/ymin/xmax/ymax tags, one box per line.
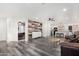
<box><xmin>68</xmin><ymin>26</ymin><xmax>72</xmax><ymax>32</ymax></box>
<box><xmin>18</xmin><ymin>21</ymin><xmax>25</xmax><ymax>41</ymax></box>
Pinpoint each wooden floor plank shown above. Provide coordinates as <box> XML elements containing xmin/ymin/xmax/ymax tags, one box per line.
<box><xmin>0</xmin><ymin>37</ymin><xmax>61</xmax><ymax>56</ymax></box>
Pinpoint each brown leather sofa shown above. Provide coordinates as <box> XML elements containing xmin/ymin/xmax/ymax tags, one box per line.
<box><xmin>61</xmin><ymin>42</ymin><xmax>79</xmax><ymax>56</ymax></box>
<box><xmin>61</xmin><ymin>31</ymin><xmax>79</xmax><ymax>56</ymax></box>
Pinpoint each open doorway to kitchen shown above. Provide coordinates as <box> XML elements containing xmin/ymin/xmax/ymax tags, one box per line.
<box><xmin>28</xmin><ymin>19</ymin><xmax>42</xmax><ymax>42</ymax></box>
<box><xmin>18</xmin><ymin>21</ymin><xmax>25</xmax><ymax>41</ymax></box>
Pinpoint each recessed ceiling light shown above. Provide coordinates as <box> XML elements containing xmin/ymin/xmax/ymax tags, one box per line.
<box><xmin>35</xmin><ymin>18</ymin><xmax>39</xmax><ymax>19</ymax></box>
<box><xmin>63</xmin><ymin>8</ymin><xmax>67</xmax><ymax>12</ymax></box>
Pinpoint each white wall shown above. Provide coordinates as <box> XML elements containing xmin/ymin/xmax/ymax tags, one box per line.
<box><xmin>7</xmin><ymin>17</ymin><xmax>18</xmax><ymax>42</ymax></box>
<box><xmin>7</xmin><ymin>17</ymin><xmax>28</xmax><ymax>42</ymax></box>
<box><xmin>0</xmin><ymin>17</ymin><xmax>7</xmax><ymax>41</ymax></box>
<box><xmin>25</xmin><ymin>18</ymin><xmax>28</xmax><ymax>42</ymax></box>
<box><xmin>42</xmin><ymin>20</ymin><xmax>53</xmax><ymax>37</ymax></box>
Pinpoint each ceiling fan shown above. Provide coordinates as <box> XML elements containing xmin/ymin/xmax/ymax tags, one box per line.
<box><xmin>48</xmin><ymin>18</ymin><xmax>55</xmax><ymax>21</ymax></box>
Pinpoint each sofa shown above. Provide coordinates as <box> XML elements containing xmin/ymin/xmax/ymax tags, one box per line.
<box><xmin>61</xmin><ymin>42</ymin><xmax>79</xmax><ymax>56</ymax></box>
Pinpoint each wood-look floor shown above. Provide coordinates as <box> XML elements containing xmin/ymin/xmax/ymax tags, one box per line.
<box><xmin>0</xmin><ymin>37</ymin><xmax>61</xmax><ymax>56</ymax></box>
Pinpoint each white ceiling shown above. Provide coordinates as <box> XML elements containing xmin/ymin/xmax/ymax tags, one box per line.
<box><xmin>0</xmin><ymin>3</ymin><xmax>79</xmax><ymax>24</ymax></box>
<box><xmin>0</xmin><ymin>3</ymin><xmax>78</xmax><ymax>16</ymax></box>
